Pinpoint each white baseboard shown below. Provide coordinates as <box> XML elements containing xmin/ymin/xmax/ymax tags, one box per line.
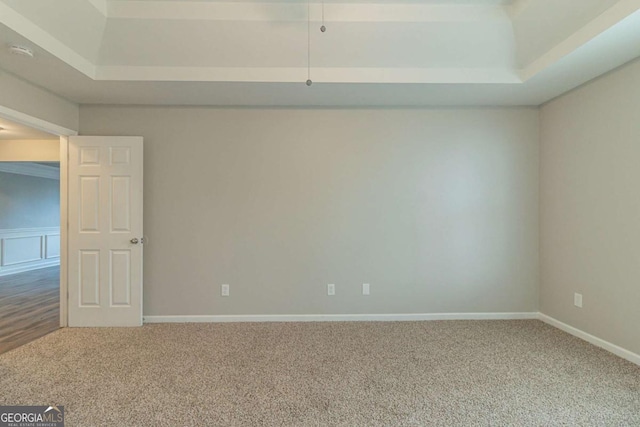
<box><xmin>0</xmin><ymin>259</ymin><xmax>60</xmax><ymax>277</ymax></box>
<box><xmin>144</xmin><ymin>312</ymin><xmax>539</xmax><ymax>324</ymax></box>
<box><xmin>538</xmin><ymin>313</ymin><xmax>640</xmax><ymax>366</ymax></box>
<box><xmin>144</xmin><ymin>312</ymin><xmax>639</xmax><ymax>366</ymax></box>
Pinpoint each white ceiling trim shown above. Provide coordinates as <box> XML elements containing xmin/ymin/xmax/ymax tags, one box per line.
<box><xmin>1</xmin><ymin>0</ymin><xmax>638</xmax><ymax>107</ymax></box>
<box><xmin>506</xmin><ymin>0</ymin><xmax>534</xmax><ymax>18</ymax></box>
<box><xmin>0</xmin><ymin>105</ymin><xmax>77</xmax><ymax>137</ymax></box>
<box><xmin>520</xmin><ymin>0</ymin><xmax>640</xmax><ymax>81</ymax></box>
<box><xmin>95</xmin><ymin>66</ymin><xmax>522</xmax><ymax>84</ymax></box>
<box><xmin>0</xmin><ymin>2</ymin><xmax>96</xmax><ymax>78</ymax></box>
<box><xmin>106</xmin><ymin>2</ymin><xmax>509</xmax><ymax>22</ymax></box>
<box><xmin>0</xmin><ymin>162</ymin><xmax>60</xmax><ymax>180</ymax></box>
<box><xmin>87</xmin><ymin>0</ymin><xmax>108</xmax><ymax>17</ymax></box>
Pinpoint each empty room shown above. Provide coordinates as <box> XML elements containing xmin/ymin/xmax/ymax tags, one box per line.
<box><xmin>0</xmin><ymin>0</ymin><xmax>639</xmax><ymax>426</ymax></box>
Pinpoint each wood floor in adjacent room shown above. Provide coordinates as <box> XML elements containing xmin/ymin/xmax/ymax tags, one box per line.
<box><xmin>0</xmin><ymin>266</ymin><xmax>59</xmax><ymax>354</ymax></box>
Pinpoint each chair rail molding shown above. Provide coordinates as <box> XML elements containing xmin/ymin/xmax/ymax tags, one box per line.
<box><xmin>0</xmin><ymin>227</ymin><xmax>60</xmax><ymax>276</ymax></box>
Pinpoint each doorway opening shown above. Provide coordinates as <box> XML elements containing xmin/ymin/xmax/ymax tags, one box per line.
<box><xmin>0</xmin><ymin>116</ymin><xmax>62</xmax><ymax>354</ymax></box>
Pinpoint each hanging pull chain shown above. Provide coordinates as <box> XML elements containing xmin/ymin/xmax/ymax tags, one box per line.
<box><xmin>306</xmin><ymin>0</ymin><xmax>312</xmax><ymax>86</ymax></box>
<box><xmin>321</xmin><ymin>0</ymin><xmax>326</xmax><ymax>32</ymax></box>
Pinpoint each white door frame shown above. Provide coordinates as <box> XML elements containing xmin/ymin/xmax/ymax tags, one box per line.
<box><xmin>0</xmin><ymin>105</ymin><xmax>78</xmax><ymax>327</ymax></box>
<box><xmin>59</xmin><ymin>136</ymin><xmax>70</xmax><ymax>327</ymax></box>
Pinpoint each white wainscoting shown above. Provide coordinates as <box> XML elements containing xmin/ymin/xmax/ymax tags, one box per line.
<box><xmin>0</xmin><ymin>227</ymin><xmax>60</xmax><ymax>276</ymax></box>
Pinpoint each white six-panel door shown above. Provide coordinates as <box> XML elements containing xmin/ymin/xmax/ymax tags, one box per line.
<box><xmin>68</xmin><ymin>136</ymin><xmax>143</xmax><ymax>327</ymax></box>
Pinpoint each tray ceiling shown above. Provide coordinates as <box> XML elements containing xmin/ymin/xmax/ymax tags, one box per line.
<box><xmin>0</xmin><ymin>0</ymin><xmax>639</xmax><ymax>106</ymax></box>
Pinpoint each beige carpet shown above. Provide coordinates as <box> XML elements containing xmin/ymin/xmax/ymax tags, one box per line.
<box><xmin>0</xmin><ymin>320</ymin><xmax>638</xmax><ymax>426</ymax></box>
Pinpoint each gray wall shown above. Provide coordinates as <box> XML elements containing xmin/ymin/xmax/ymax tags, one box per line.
<box><xmin>540</xmin><ymin>58</ymin><xmax>640</xmax><ymax>355</ymax></box>
<box><xmin>80</xmin><ymin>107</ymin><xmax>539</xmax><ymax>316</ymax></box>
<box><xmin>0</xmin><ymin>170</ymin><xmax>60</xmax><ymax>229</ymax></box>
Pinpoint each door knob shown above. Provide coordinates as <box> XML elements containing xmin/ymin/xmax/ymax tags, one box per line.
<box><xmin>130</xmin><ymin>238</ymin><xmax>139</xmax><ymax>244</ymax></box>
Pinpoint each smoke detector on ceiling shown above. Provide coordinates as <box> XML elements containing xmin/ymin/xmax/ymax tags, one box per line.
<box><xmin>9</xmin><ymin>45</ymin><xmax>34</xmax><ymax>58</ymax></box>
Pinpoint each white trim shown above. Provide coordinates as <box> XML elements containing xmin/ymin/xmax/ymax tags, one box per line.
<box><xmin>538</xmin><ymin>313</ymin><xmax>640</xmax><ymax>366</ymax></box>
<box><xmin>45</xmin><ymin>234</ymin><xmax>61</xmax><ymax>259</ymax></box>
<box><xmin>0</xmin><ymin>227</ymin><xmax>60</xmax><ymax>236</ymax></box>
<box><xmin>95</xmin><ymin>66</ymin><xmax>521</xmax><ymax>84</ymax></box>
<box><xmin>0</xmin><ymin>105</ymin><xmax>78</xmax><ymax>137</ymax></box>
<box><xmin>144</xmin><ymin>312</ymin><xmax>640</xmax><ymax>367</ymax></box>
<box><xmin>106</xmin><ymin>2</ymin><xmax>509</xmax><ymax>23</ymax></box>
<box><xmin>87</xmin><ymin>0</ymin><xmax>108</xmax><ymax>17</ymax></box>
<box><xmin>0</xmin><ymin>227</ymin><xmax>61</xmax><ymax>277</ymax></box>
<box><xmin>507</xmin><ymin>0</ymin><xmax>535</xmax><ymax>19</ymax></box>
<box><xmin>0</xmin><ymin>259</ymin><xmax>60</xmax><ymax>277</ymax></box>
<box><xmin>144</xmin><ymin>312</ymin><xmax>539</xmax><ymax>324</ymax></box>
<box><xmin>0</xmin><ymin>3</ymin><xmax>96</xmax><ymax>79</ymax></box>
<box><xmin>0</xmin><ymin>162</ymin><xmax>60</xmax><ymax>180</ymax></box>
<box><xmin>1</xmin><ymin>236</ymin><xmax>43</xmax><ymax>266</ymax></box>
<box><xmin>59</xmin><ymin>136</ymin><xmax>69</xmax><ymax>327</ymax></box>
<box><xmin>519</xmin><ymin>0</ymin><xmax>640</xmax><ymax>81</ymax></box>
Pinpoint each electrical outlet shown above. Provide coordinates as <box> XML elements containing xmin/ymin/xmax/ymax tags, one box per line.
<box><xmin>221</xmin><ymin>284</ymin><xmax>230</xmax><ymax>297</ymax></box>
<box><xmin>327</xmin><ymin>284</ymin><xmax>335</xmax><ymax>296</ymax></box>
<box><xmin>574</xmin><ymin>293</ymin><xmax>582</xmax><ymax>308</ymax></box>
<box><xmin>362</xmin><ymin>283</ymin><xmax>370</xmax><ymax>295</ymax></box>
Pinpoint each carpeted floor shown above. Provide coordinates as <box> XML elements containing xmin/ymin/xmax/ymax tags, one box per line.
<box><xmin>0</xmin><ymin>320</ymin><xmax>638</xmax><ymax>426</ymax></box>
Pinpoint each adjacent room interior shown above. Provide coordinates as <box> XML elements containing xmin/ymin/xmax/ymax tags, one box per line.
<box><xmin>0</xmin><ymin>0</ymin><xmax>638</xmax><ymax>425</ymax></box>
<box><xmin>0</xmin><ymin>118</ymin><xmax>61</xmax><ymax>354</ymax></box>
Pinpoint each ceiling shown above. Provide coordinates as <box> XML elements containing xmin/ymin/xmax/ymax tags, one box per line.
<box><xmin>0</xmin><ymin>0</ymin><xmax>639</xmax><ymax>106</ymax></box>
<box><xmin>0</xmin><ymin>116</ymin><xmax>58</xmax><ymax>140</ymax></box>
